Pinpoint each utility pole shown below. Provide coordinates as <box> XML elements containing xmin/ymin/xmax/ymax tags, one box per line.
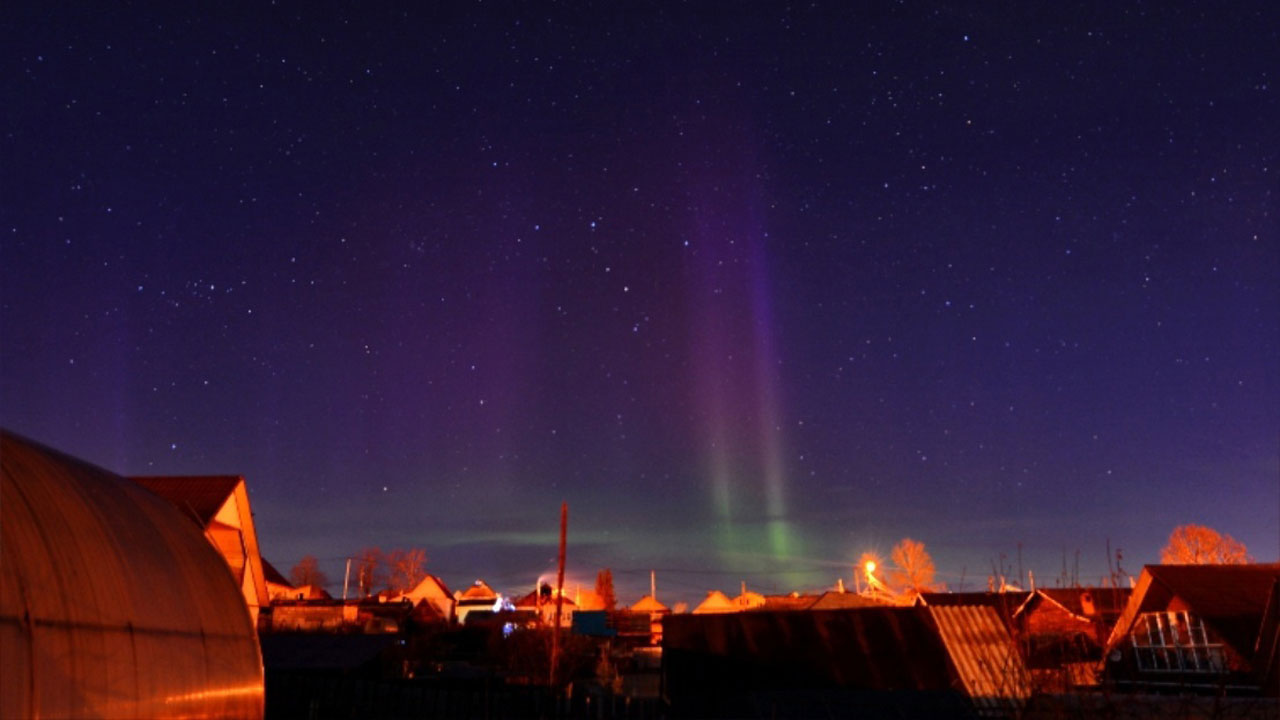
<box><xmin>550</xmin><ymin>502</ymin><xmax>568</xmax><ymax>687</ymax></box>
<box><xmin>342</xmin><ymin>558</ymin><xmax>351</xmax><ymax>600</ymax></box>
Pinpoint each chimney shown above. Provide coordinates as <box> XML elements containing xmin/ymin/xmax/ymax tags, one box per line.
<box><xmin>837</xmin><ymin>578</ymin><xmax>845</xmax><ymax>593</ymax></box>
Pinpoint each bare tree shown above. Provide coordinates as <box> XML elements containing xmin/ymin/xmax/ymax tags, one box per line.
<box><xmin>888</xmin><ymin>538</ymin><xmax>938</xmax><ymax>596</ymax></box>
<box><xmin>289</xmin><ymin>555</ymin><xmax>329</xmax><ymax>589</ymax></box>
<box><xmin>355</xmin><ymin>547</ymin><xmax>385</xmax><ymax>597</ymax></box>
<box><xmin>1160</xmin><ymin>524</ymin><xmax>1251</xmax><ymax>564</ymax></box>
<box><xmin>387</xmin><ymin>548</ymin><xmax>428</xmax><ymax>592</ymax></box>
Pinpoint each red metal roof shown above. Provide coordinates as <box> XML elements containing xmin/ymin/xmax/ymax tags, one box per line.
<box><xmin>132</xmin><ymin>475</ymin><xmax>242</xmax><ymax>526</ymax></box>
<box><xmin>1146</xmin><ymin>563</ymin><xmax>1280</xmax><ymax>656</ymax></box>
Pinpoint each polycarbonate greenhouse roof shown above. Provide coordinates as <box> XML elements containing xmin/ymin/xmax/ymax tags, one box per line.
<box><xmin>1</xmin><ymin>430</ymin><xmax>264</xmax><ymax>719</ymax></box>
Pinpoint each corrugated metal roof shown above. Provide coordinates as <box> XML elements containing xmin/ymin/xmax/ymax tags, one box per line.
<box><xmin>1</xmin><ymin>430</ymin><xmax>263</xmax><ymax>719</ymax></box>
<box><xmin>918</xmin><ymin>592</ymin><xmax>1032</xmax><ymax>634</ymax></box>
<box><xmin>133</xmin><ymin>474</ymin><xmax>243</xmax><ymax>526</ymax></box>
<box><xmin>928</xmin><ymin>605</ymin><xmax>1031</xmax><ymax>718</ymax></box>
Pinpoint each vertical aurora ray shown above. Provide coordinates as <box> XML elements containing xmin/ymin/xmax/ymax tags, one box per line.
<box><xmin>746</xmin><ymin>226</ymin><xmax>795</xmax><ymax>560</ymax></box>
<box><xmin>686</xmin><ymin>180</ymin><xmax>800</xmax><ymax>568</ymax></box>
<box><xmin>690</xmin><ymin>211</ymin><xmax>739</xmax><ymax>555</ymax></box>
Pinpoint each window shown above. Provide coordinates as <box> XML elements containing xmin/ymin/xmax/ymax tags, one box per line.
<box><xmin>1130</xmin><ymin>611</ymin><xmax>1225</xmax><ymax>673</ymax></box>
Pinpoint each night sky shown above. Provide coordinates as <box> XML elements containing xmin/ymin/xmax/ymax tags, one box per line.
<box><xmin>4</xmin><ymin>1</ymin><xmax>1276</xmax><ymax>605</ymax></box>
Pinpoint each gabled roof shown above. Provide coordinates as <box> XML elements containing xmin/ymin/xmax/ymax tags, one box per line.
<box><xmin>511</xmin><ymin>589</ymin><xmax>577</xmax><ymax>609</ymax></box>
<box><xmin>1030</xmin><ymin>587</ymin><xmax>1131</xmax><ymax>618</ymax></box>
<box><xmin>262</xmin><ymin>558</ymin><xmax>292</xmax><ymax>587</ymax></box>
<box><xmin>132</xmin><ymin>475</ymin><xmax>242</xmax><ymax>526</ymax></box>
<box><xmin>1148</xmin><ymin>564</ymin><xmax>1280</xmax><ymax>654</ymax></box>
<box><xmin>693</xmin><ymin>590</ymin><xmax>735</xmax><ymax>614</ymax></box>
<box><xmin>407</xmin><ymin>574</ymin><xmax>452</xmax><ymax>600</ymax></box>
<box><xmin>131</xmin><ymin>473</ymin><xmax>270</xmax><ymax>615</ymax></box>
<box><xmin>458</xmin><ymin>579</ymin><xmax>498</xmax><ymax>601</ymax></box>
<box><xmin>1107</xmin><ymin>563</ymin><xmax>1280</xmax><ymax>658</ymax></box>
<box><xmin>630</xmin><ymin>594</ymin><xmax>668</xmax><ymax>612</ymax></box>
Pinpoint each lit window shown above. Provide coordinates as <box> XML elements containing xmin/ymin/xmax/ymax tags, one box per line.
<box><xmin>1130</xmin><ymin>611</ymin><xmax>1225</xmax><ymax>673</ymax></box>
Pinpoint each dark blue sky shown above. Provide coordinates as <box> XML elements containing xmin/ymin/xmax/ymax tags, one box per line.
<box><xmin>3</xmin><ymin>1</ymin><xmax>1276</xmax><ymax>605</ymax></box>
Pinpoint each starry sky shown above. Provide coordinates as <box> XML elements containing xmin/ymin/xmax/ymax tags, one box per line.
<box><xmin>3</xmin><ymin>1</ymin><xmax>1276</xmax><ymax>605</ymax></box>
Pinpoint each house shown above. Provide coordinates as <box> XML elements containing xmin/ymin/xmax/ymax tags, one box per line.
<box><xmin>454</xmin><ymin>579</ymin><xmax>500</xmax><ymax>625</ymax></box>
<box><xmin>263</xmin><ymin>559</ymin><xmax>296</xmax><ymax>601</ymax></box>
<box><xmin>1011</xmin><ymin>587</ymin><xmax>1130</xmax><ymax>687</ymax></box>
<box><xmin>1014</xmin><ymin>587</ymin><xmax>1130</xmax><ymax>641</ymax></box>
<box><xmin>512</xmin><ymin>585</ymin><xmax>578</xmax><ymax>627</ymax></box>
<box><xmin>392</xmin><ymin>574</ymin><xmax>455</xmax><ymax>624</ymax></box>
<box><xmin>132</xmin><ymin>475</ymin><xmax>270</xmax><ymax>626</ymax></box>
<box><xmin>693</xmin><ymin>589</ymin><xmax>820</xmax><ymax>614</ymax></box>
<box><xmin>693</xmin><ymin>590</ymin><xmax>736</xmax><ymax>614</ymax></box>
<box><xmin>627</xmin><ymin>594</ymin><xmax>669</xmax><ymax>645</ymax></box>
<box><xmin>732</xmin><ymin>585</ymin><xmax>766</xmax><ymax>610</ymax></box>
<box><xmin>1102</xmin><ymin>563</ymin><xmax>1280</xmax><ymax>695</ymax></box>
<box><xmin>261</xmin><ymin>559</ymin><xmax>331</xmax><ymax>602</ymax></box>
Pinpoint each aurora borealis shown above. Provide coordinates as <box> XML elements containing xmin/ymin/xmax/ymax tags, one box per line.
<box><xmin>3</xmin><ymin>1</ymin><xmax>1276</xmax><ymax>604</ymax></box>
